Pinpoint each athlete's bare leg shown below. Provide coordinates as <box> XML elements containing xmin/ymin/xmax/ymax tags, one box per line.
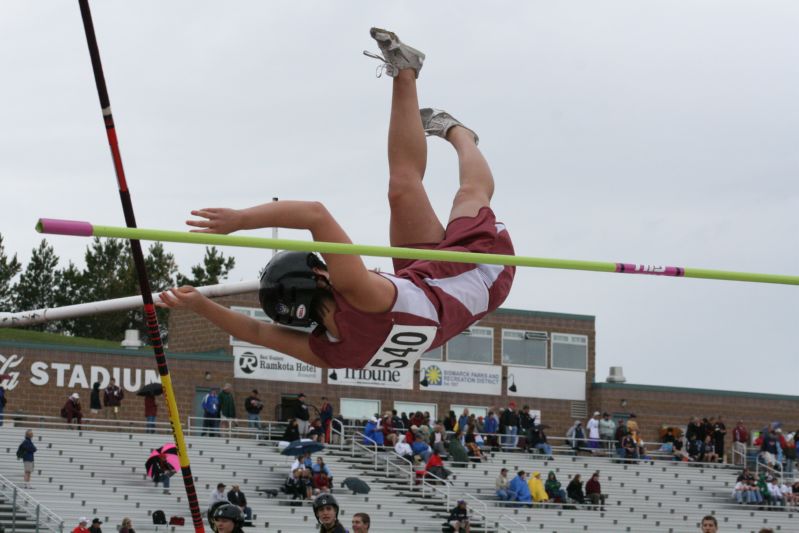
<box><xmin>446</xmin><ymin>126</ymin><xmax>494</xmax><ymax>222</ymax></box>
<box><xmin>387</xmin><ymin>69</ymin><xmax>445</xmax><ymax>246</ymax></box>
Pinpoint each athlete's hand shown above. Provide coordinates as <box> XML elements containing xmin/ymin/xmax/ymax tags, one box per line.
<box><xmin>157</xmin><ymin>286</ymin><xmax>207</xmax><ymax>311</ymax></box>
<box><xmin>186</xmin><ymin>207</ymin><xmax>243</xmax><ymax>234</ymax></box>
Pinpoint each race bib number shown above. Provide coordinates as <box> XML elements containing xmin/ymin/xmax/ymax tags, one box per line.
<box><xmin>363</xmin><ymin>325</ymin><xmax>438</xmax><ymax>370</ymax></box>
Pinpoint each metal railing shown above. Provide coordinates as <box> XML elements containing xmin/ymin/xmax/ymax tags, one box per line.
<box><xmin>0</xmin><ymin>474</ymin><xmax>63</xmax><ymax>533</ymax></box>
<box><xmin>4</xmin><ymin>414</ymin><xmax>174</xmax><ymax>434</ymax></box>
<box><xmin>497</xmin><ymin>513</ymin><xmax>529</xmax><ymax>532</ymax></box>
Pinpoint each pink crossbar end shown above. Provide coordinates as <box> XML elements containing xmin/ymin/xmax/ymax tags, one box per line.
<box><xmin>37</xmin><ymin>218</ymin><xmax>94</xmax><ymax>237</ymax></box>
<box><xmin>615</xmin><ymin>263</ymin><xmax>684</xmax><ymax>277</ymax></box>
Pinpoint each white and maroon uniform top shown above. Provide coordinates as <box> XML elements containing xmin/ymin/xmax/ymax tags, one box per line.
<box><xmin>309</xmin><ymin>207</ymin><xmax>515</xmax><ymax>369</ymax></box>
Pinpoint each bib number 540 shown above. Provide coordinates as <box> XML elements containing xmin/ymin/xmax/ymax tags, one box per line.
<box><xmin>364</xmin><ymin>325</ymin><xmax>437</xmax><ymax>370</ymax></box>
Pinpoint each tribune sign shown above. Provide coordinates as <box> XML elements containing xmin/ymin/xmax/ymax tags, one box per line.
<box><xmin>326</xmin><ymin>367</ymin><xmax>413</xmax><ymax>390</ymax></box>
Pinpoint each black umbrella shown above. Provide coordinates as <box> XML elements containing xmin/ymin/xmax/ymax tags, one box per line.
<box><xmin>280</xmin><ymin>439</ymin><xmax>325</xmax><ymax>456</ymax></box>
<box><xmin>137</xmin><ymin>383</ymin><xmax>163</xmax><ymax>396</ymax></box>
<box><xmin>341</xmin><ymin>477</ymin><xmax>370</xmax><ymax>494</ymax></box>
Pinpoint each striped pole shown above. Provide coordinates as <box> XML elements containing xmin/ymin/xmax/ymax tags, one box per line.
<box><xmin>76</xmin><ymin>3</ymin><xmax>205</xmax><ymax>530</ymax></box>
<box><xmin>37</xmin><ymin>218</ymin><xmax>799</xmax><ymax>286</ymax></box>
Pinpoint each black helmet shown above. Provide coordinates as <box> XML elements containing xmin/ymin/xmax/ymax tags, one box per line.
<box><xmin>259</xmin><ymin>251</ymin><xmax>327</xmax><ymax>327</ymax></box>
<box><xmin>212</xmin><ymin>504</ymin><xmax>244</xmax><ymax>528</ymax></box>
<box><xmin>312</xmin><ymin>493</ymin><xmax>339</xmax><ymax>521</ymax></box>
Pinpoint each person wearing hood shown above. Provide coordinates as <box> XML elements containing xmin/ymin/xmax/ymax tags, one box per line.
<box><xmin>566</xmin><ymin>474</ymin><xmax>586</xmax><ymax>504</ymax></box>
<box><xmin>62</xmin><ymin>393</ymin><xmax>83</xmax><ymax>429</ymax></box>
<box><xmin>528</xmin><ymin>471</ymin><xmax>549</xmax><ymax>502</ymax></box>
<box><xmin>566</xmin><ymin>420</ymin><xmax>585</xmax><ymax>450</ymax></box>
<box><xmin>89</xmin><ymin>382</ymin><xmax>102</xmax><ymax>415</ymax></box>
<box><xmin>508</xmin><ymin>470</ymin><xmax>531</xmax><ymax>503</ymax></box>
<box><xmin>544</xmin><ymin>471</ymin><xmax>566</xmax><ymax>502</ymax></box>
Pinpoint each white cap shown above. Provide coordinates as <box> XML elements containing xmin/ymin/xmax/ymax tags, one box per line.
<box><xmin>70</xmin><ymin>393</ymin><xmax>80</xmax><ymax>400</ymax></box>
<box><xmin>593</xmin><ymin>411</ymin><xmax>600</xmax><ymax>417</ymax></box>
<box><xmin>79</xmin><ymin>517</ymin><xmax>88</xmax><ymax>524</ymax></box>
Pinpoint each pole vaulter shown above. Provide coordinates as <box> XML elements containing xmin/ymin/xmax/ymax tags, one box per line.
<box><xmin>77</xmin><ymin>2</ymin><xmax>205</xmax><ymax>530</ymax></box>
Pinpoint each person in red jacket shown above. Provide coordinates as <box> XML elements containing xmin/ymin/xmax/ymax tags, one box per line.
<box><xmin>62</xmin><ymin>393</ymin><xmax>83</xmax><ymax>430</ymax></box>
<box><xmin>144</xmin><ymin>395</ymin><xmax>157</xmax><ymax>434</ymax></box>
<box><xmin>585</xmin><ymin>472</ymin><xmax>606</xmax><ymax>510</ymax></box>
<box><xmin>732</xmin><ymin>420</ymin><xmax>749</xmax><ymax>465</ymax></box>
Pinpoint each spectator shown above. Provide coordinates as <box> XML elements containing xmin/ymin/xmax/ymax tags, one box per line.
<box><xmin>457</xmin><ymin>408</ymin><xmax>470</xmax><ymax>433</ymax></box>
<box><xmin>528</xmin><ymin>471</ymin><xmax>549</xmax><ymax>503</ymax></box>
<box><xmin>587</xmin><ymin>412</ymin><xmax>601</xmax><ymax>449</ymax></box>
<box><xmin>621</xmin><ymin>431</ymin><xmax>639</xmax><ymax>462</ymax></box>
<box><xmin>566</xmin><ymin>420</ymin><xmax>586</xmax><ymax>451</ymax></box>
<box><xmin>285</xmin><ymin>469</ymin><xmax>306</xmax><ymax>500</ymax></box>
<box><xmin>201</xmin><ymin>389</ymin><xmax>221</xmax><ymax>437</ymax></box>
<box><xmin>500</xmin><ymin>402</ymin><xmax>520</xmax><ymax>448</ymax></box>
<box><xmin>351</xmin><ymin>513</ymin><xmax>370</xmax><ymax>533</ymax></box>
<box><xmin>779</xmin><ymin>479</ymin><xmax>795</xmax><ymax>505</ymax></box>
<box><xmin>211</xmin><ymin>504</ymin><xmax>245</xmax><ymax>533</ymax></box>
<box><xmin>732</xmin><ymin>478</ymin><xmax>759</xmax><ymax>504</ymax></box>
<box><xmin>308</xmin><ymin>419</ymin><xmax>326</xmax><ymax>442</ymax></box>
<box><xmin>673</xmin><ymin>440</ymin><xmax>691</xmax><ymax>462</ymax></box>
<box><xmin>312</xmin><ymin>467</ymin><xmax>332</xmax><ymax>495</ymax></box>
<box><xmin>495</xmin><ymin>468</ymin><xmax>513</xmax><ymax>501</ymax></box>
<box><xmin>755</xmin><ymin>428</ymin><xmax>779</xmax><ymax>467</ymax></box>
<box><xmin>313</xmin><ymin>457</ymin><xmax>333</xmax><ymax>480</ymax></box>
<box><xmin>424</xmin><ymin>450</ymin><xmax>450</xmax><ymax>482</ymax></box>
<box><xmin>566</xmin><ymin>474</ymin><xmax>586</xmax><ymax>505</ymax></box>
<box><xmin>519</xmin><ymin>406</ymin><xmax>534</xmax><ymax>447</ymax></box>
<box><xmin>319</xmin><ymin>397</ymin><xmax>333</xmax><ymax>443</ymax></box>
<box><xmin>756</xmin><ymin>473</ymin><xmax>772</xmax><ymax>504</ymax></box>
<box><xmin>151</xmin><ymin>453</ymin><xmax>175</xmax><ymax>491</ymax></box>
<box><xmin>313</xmin><ymin>493</ymin><xmax>346</xmax><ymax>533</ymax></box>
<box><xmin>784</xmin><ymin>431</ymin><xmax>796</xmax><ymax>476</ymax></box>
<box><xmin>103</xmin><ymin>378</ymin><xmax>124</xmax><ymax>420</ymax></box>
<box><xmin>714</xmin><ymin>416</ymin><xmax>727</xmax><ymax>462</ymax></box>
<box><xmin>209</xmin><ymin>482</ymin><xmax>228</xmax><ymax>510</ymax></box>
<box><xmin>700</xmin><ymin>515</ymin><xmax>718</xmax><ymax>533</ymax></box>
<box><xmin>585</xmin><ymin>472</ymin><xmax>606</xmax><ymax>510</ymax></box>
<box><xmin>509</xmin><ymin>470</ymin><xmax>532</xmax><ymax>503</ymax></box>
<box><xmin>464</xmin><ymin>425</ymin><xmax>483</xmax><ymax>461</ymax></box>
<box><xmin>483</xmin><ymin>410</ymin><xmax>499</xmax><ymax>448</ymax></box>
<box><xmin>431</xmin><ymin>423</ymin><xmax>448</xmax><ymax>456</ymax></box>
<box><xmin>391</xmin><ymin>410</ymin><xmax>404</xmax><ymax>431</ymax></box>
<box><xmin>88</xmin><ymin>519</ymin><xmax>102</xmax><ymax>533</ymax></box>
<box><xmin>598</xmin><ymin>412</ymin><xmax>616</xmax><ymax>448</ymax></box>
<box><xmin>768</xmin><ymin>477</ymin><xmax>785</xmax><ymax>506</ymax></box>
<box><xmin>244</xmin><ymin>389</ymin><xmax>264</xmax><ymax>435</ymax></box>
<box><xmin>447</xmin><ymin>500</ymin><xmax>470</xmax><ymax>533</ymax></box>
<box><xmin>294</xmin><ymin>393</ymin><xmax>310</xmax><ymax>437</ymax></box>
<box><xmin>144</xmin><ymin>395</ymin><xmax>157</xmax><ymax>434</ymax></box>
<box><xmin>62</xmin><ymin>393</ymin><xmax>83</xmax><ymax>429</ymax></box>
<box><xmin>18</xmin><ymin>429</ymin><xmax>37</xmax><ymax>489</ymax></box>
<box><xmin>443</xmin><ymin>410</ymin><xmax>456</xmax><ymax>432</ymax></box>
<box><xmin>528</xmin><ymin>424</ymin><xmax>553</xmax><ymax>459</ymax></box>
<box><xmin>626</xmin><ymin>413</ymin><xmax>639</xmax><ymax>435</ymax></box>
<box><xmin>411</xmin><ymin>433</ymin><xmax>432</xmax><ymax>462</ymax></box>
<box><xmin>89</xmin><ymin>382</ymin><xmax>102</xmax><ymax>415</ymax></box>
<box><xmin>119</xmin><ymin>518</ymin><xmax>134</xmax><ymax>533</ymax></box>
<box><xmin>732</xmin><ymin>420</ymin><xmax>749</xmax><ymax>465</ymax></box>
<box><xmin>218</xmin><ymin>383</ymin><xmax>236</xmax><ymax>432</ymax></box>
<box><xmin>227</xmin><ymin>483</ymin><xmax>252</xmax><ymax>521</ymax></box>
<box><xmin>686</xmin><ymin>417</ymin><xmax>702</xmax><ymax>443</ymax></box>
<box><xmin>703</xmin><ymin>435</ymin><xmax>719</xmax><ymax>463</ymax></box>
<box><xmin>283</xmin><ymin>418</ymin><xmax>301</xmax><ymax>442</ymax></box>
<box><xmin>290</xmin><ymin>452</ymin><xmax>313</xmax><ymax>475</ymax></box>
<box><xmin>401</xmin><ymin>412</ymin><xmax>411</xmax><ymax>430</ymax></box>
<box><xmin>395</xmin><ymin>436</ymin><xmax>413</xmax><ymax>461</ymax></box>
<box><xmin>544</xmin><ymin>471</ymin><xmax>567</xmax><ymax>503</ymax></box>
<box><xmin>72</xmin><ymin>517</ymin><xmax>90</xmax><ymax>533</ymax></box>
<box><xmin>0</xmin><ymin>384</ymin><xmax>5</xmax><ymax>426</ymax></box>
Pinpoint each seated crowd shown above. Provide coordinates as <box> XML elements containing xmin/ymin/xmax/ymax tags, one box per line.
<box><xmin>283</xmin><ymin>452</ymin><xmax>334</xmax><ymax>500</ymax></box>
<box><xmin>496</xmin><ymin>468</ymin><xmax>607</xmax><ymax>509</ymax></box>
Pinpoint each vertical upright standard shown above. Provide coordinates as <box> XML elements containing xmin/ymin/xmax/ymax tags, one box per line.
<box><xmin>76</xmin><ymin>2</ymin><xmax>205</xmax><ymax>530</ymax></box>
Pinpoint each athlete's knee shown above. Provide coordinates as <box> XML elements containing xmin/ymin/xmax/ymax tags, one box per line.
<box><xmin>453</xmin><ymin>183</ymin><xmax>492</xmax><ymax>206</ymax></box>
<box><xmin>387</xmin><ymin>172</ymin><xmax>424</xmax><ymax>207</ymax></box>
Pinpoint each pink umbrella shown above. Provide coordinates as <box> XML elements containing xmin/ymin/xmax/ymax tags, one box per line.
<box><xmin>146</xmin><ymin>443</ymin><xmax>180</xmax><ymax>478</ymax></box>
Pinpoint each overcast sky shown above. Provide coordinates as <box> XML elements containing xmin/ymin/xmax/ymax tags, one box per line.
<box><xmin>2</xmin><ymin>1</ymin><xmax>797</xmax><ymax>395</ymax></box>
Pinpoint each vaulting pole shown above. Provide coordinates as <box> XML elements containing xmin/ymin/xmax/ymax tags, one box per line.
<box><xmin>37</xmin><ymin>218</ymin><xmax>799</xmax><ymax>286</ymax></box>
<box><xmin>76</xmin><ymin>3</ymin><xmax>205</xmax><ymax>530</ymax></box>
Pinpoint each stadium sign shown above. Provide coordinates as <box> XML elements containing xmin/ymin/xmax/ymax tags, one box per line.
<box><xmin>326</xmin><ymin>367</ymin><xmax>413</xmax><ymax>389</ymax></box>
<box><xmin>0</xmin><ymin>352</ymin><xmax>160</xmax><ymax>392</ymax></box>
<box><xmin>419</xmin><ymin>361</ymin><xmax>502</xmax><ymax>395</ymax></box>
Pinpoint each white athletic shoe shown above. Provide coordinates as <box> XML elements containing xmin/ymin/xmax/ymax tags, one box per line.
<box><xmin>363</xmin><ymin>27</ymin><xmax>425</xmax><ymax>78</ymax></box>
<box><xmin>420</xmin><ymin>108</ymin><xmax>479</xmax><ymax>145</ymax></box>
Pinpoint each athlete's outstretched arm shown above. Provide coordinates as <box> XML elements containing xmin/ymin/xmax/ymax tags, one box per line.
<box><xmin>186</xmin><ymin>201</ymin><xmax>395</xmax><ymax>311</ymax></box>
<box><xmin>157</xmin><ymin>286</ymin><xmax>331</xmax><ymax>368</ymax></box>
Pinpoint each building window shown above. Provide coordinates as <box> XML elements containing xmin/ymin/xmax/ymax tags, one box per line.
<box><xmin>501</xmin><ymin>329</ymin><xmax>548</xmax><ymax>367</ymax></box>
<box><xmin>446</xmin><ymin>326</ymin><xmax>494</xmax><ymax>364</ymax></box>
<box><xmin>451</xmin><ymin>404</ymin><xmax>488</xmax><ymax>419</ymax></box>
<box><xmin>422</xmin><ymin>345</ymin><xmax>444</xmax><ymax>360</ymax></box>
<box><xmin>340</xmin><ymin>398</ymin><xmax>380</xmax><ymax>421</ymax></box>
<box><xmin>551</xmin><ymin>333</ymin><xmax>588</xmax><ymax>371</ymax></box>
<box><xmin>394</xmin><ymin>402</ymin><xmax>437</xmax><ymax>421</ymax></box>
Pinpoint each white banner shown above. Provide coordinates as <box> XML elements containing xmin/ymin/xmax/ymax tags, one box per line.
<box><xmin>506</xmin><ymin>366</ymin><xmax>586</xmax><ymax>401</ymax></box>
<box><xmin>419</xmin><ymin>361</ymin><xmax>501</xmax><ymax>395</ymax></box>
<box><xmin>233</xmin><ymin>346</ymin><xmax>321</xmax><ymax>384</ymax></box>
<box><xmin>327</xmin><ymin>367</ymin><xmax>413</xmax><ymax>390</ymax></box>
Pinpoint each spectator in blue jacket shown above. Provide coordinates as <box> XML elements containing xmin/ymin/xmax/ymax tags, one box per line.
<box><xmin>363</xmin><ymin>418</ymin><xmax>384</xmax><ymax>446</ymax></box>
<box><xmin>19</xmin><ymin>429</ymin><xmax>37</xmax><ymax>489</ymax></box>
<box><xmin>202</xmin><ymin>388</ymin><xmax>221</xmax><ymax>437</ymax></box>
<box><xmin>483</xmin><ymin>410</ymin><xmax>499</xmax><ymax>448</ymax></box>
<box><xmin>509</xmin><ymin>470</ymin><xmax>532</xmax><ymax>503</ymax></box>
<box><xmin>411</xmin><ymin>433</ymin><xmax>432</xmax><ymax>462</ymax></box>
